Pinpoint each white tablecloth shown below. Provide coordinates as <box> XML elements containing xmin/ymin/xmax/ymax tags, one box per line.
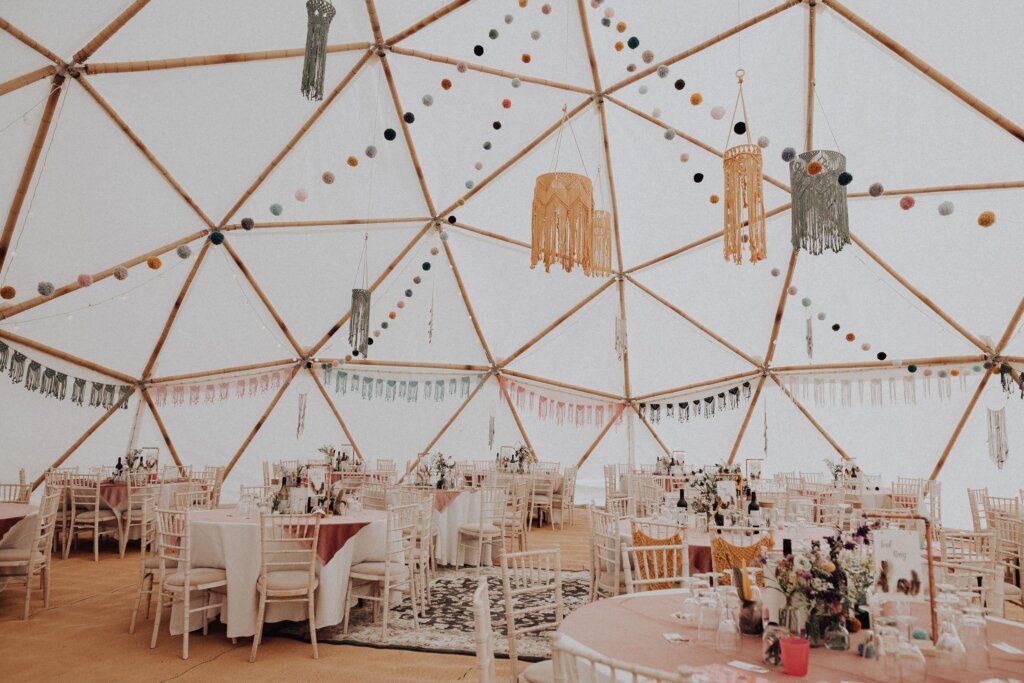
<box><xmin>171</xmin><ymin>508</ymin><xmax>389</xmax><ymax>638</ymax></box>
<box><xmin>434</xmin><ymin>490</ymin><xmax>498</xmax><ymax>567</ymax></box>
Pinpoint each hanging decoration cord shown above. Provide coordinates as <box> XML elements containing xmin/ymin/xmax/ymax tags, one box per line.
<box><xmin>349</xmin><ymin>233</ymin><xmax>371</xmax><ymax>358</ymax></box>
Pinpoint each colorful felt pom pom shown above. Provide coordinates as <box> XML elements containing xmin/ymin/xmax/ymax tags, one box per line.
<box><xmin>147</xmin><ymin>257</ymin><xmax>162</xmax><ymax>270</ymax></box>
<box><xmin>0</xmin><ymin>286</ymin><xmax>15</xmax><ymax>300</ymax></box>
<box><xmin>77</xmin><ymin>274</ymin><xmax>94</xmax><ymax>287</ymax></box>
<box><xmin>978</xmin><ymin>210</ymin><xmax>996</xmax><ymax>227</ymax></box>
<box><xmin>113</xmin><ymin>267</ymin><xmax>129</xmax><ymax>281</ymax></box>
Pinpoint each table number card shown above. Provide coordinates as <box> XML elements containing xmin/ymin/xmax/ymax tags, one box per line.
<box><xmin>872</xmin><ymin>529</ymin><xmax>926</xmax><ymax>601</ymax></box>
<box><xmin>716</xmin><ymin>479</ymin><xmax>737</xmax><ymax>507</ymax></box>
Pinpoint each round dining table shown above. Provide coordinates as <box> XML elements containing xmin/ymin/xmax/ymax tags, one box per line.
<box><xmin>558</xmin><ymin>590</ymin><xmax>1024</xmax><ymax>682</ymax></box>
<box><xmin>170</xmin><ymin>508</ymin><xmax>389</xmax><ymax>638</ymax></box>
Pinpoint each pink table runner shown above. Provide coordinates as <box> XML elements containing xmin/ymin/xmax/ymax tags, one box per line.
<box><xmin>0</xmin><ymin>503</ymin><xmax>35</xmax><ymax>542</ymax></box>
<box><xmin>560</xmin><ymin>592</ymin><xmax>1024</xmax><ymax>682</ymax></box>
<box><xmin>434</xmin><ymin>490</ymin><xmax>463</xmax><ymax>513</ymax></box>
<box><xmin>99</xmin><ymin>481</ymin><xmax>128</xmax><ymax>510</ymax></box>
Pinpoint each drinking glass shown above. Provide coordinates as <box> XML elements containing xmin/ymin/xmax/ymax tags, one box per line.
<box><xmin>960</xmin><ymin>612</ymin><xmax>989</xmax><ymax>672</ymax></box>
<box><xmin>716</xmin><ymin>603</ymin><xmax>741</xmax><ymax>654</ymax></box>
<box><xmin>697</xmin><ymin>596</ymin><xmax>721</xmax><ymax>646</ymax></box>
<box><xmin>934</xmin><ymin>611</ymin><xmax>967</xmax><ymax>671</ymax></box>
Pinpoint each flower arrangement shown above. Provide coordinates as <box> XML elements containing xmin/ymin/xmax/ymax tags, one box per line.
<box><xmin>431</xmin><ymin>452</ymin><xmax>455</xmax><ymax>488</ymax></box>
<box><xmin>655</xmin><ymin>451</ymin><xmax>683</xmax><ymax>475</ymax></box>
<box><xmin>680</xmin><ymin>468</ymin><xmax>719</xmax><ymax>513</ymax></box>
<box><xmin>497</xmin><ymin>444</ymin><xmax>536</xmax><ymax>473</ymax></box>
<box><xmin>823</xmin><ymin>458</ymin><xmax>844</xmax><ymax>483</ymax></box>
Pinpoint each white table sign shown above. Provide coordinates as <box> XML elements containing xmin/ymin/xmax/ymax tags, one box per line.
<box><xmin>872</xmin><ymin>529</ymin><xmax>926</xmax><ymax>601</ymax></box>
<box><xmin>716</xmin><ymin>480</ymin><xmax>736</xmax><ymax>506</ymax></box>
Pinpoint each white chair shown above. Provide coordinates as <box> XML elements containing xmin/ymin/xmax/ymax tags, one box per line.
<box><xmin>375</xmin><ymin>459</ymin><xmax>397</xmax><ymax>472</ymax></box>
<box><xmin>0</xmin><ymin>488</ymin><xmax>60</xmax><ymax>619</ymax></box>
<box><xmin>197</xmin><ymin>466</ymin><xmax>225</xmax><ymax>506</ymax></box>
<box><xmin>160</xmin><ymin>464</ymin><xmax>192</xmax><ymax>482</ymax></box>
<box><xmin>150</xmin><ymin>508</ymin><xmax>227</xmax><ymax>659</ymax></box>
<box><xmin>343</xmin><ymin>503</ymin><xmax>420</xmax><ymax>638</ymax></box>
<box><xmin>250</xmin><ymin>513</ymin><xmax>321</xmax><ymax>662</ymax></box>
<box><xmin>64</xmin><ymin>476</ymin><xmax>122</xmax><ymax>561</ymax></box>
<box><xmin>992</xmin><ymin>511</ymin><xmax>1024</xmax><ymax>614</ymax></box>
<box><xmin>967</xmin><ymin>487</ymin><xmax>988</xmax><ymax>532</ymax></box>
<box><xmin>500</xmin><ymin>480</ymin><xmax>530</xmax><ymax>553</ymax></box>
<box><xmin>530</xmin><ymin>475</ymin><xmax>555</xmax><ymax>528</ymax></box>
<box><xmin>472</xmin><ymin>577</ymin><xmax>497</xmax><ymax>683</ymax></box>
<box><xmin>551</xmin><ymin>632</ymin><xmax>697</xmax><ymax>682</ymax></box>
<box><xmin>588</xmin><ymin>505</ymin><xmax>624</xmax><ymax>601</ymax></box>
<box><xmin>501</xmin><ymin>548</ymin><xmax>562</xmax><ymax>682</ymax></box>
<box><xmin>128</xmin><ymin>490</ymin><xmax>163</xmax><ymax>634</ymax></box>
<box><xmin>0</xmin><ymin>483</ymin><xmax>29</xmax><ymax>503</ymax></box>
<box><xmin>603</xmin><ymin>464</ymin><xmax>627</xmax><ymax>512</ymax></box>
<box><xmin>623</xmin><ymin>522</ymin><xmax>689</xmax><ymax>594</ymax></box>
<box><xmin>360</xmin><ymin>482</ymin><xmax>389</xmax><ymax>511</ymax></box>
<box><xmin>173</xmin><ymin>484</ymin><xmax>214</xmax><ymax>510</ymax></box>
<box><xmin>935</xmin><ymin>530</ymin><xmax>999</xmax><ymax>614</ymax></box>
<box><xmin>552</xmin><ymin>466</ymin><xmax>578</xmax><ymax>529</ymax></box>
<box><xmin>457</xmin><ymin>486</ymin><xmax>507</xmax><ymax>575</ymax></box>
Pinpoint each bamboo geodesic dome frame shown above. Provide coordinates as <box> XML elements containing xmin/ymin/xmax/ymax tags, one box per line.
<box><xmin>0</xmin><ymin>0</ymin><xmax>1022</xmax><ymax>526</ymax></box>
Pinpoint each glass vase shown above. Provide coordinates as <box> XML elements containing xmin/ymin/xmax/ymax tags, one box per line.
<box><xmin>805</xmin><ymin>615</ymin><xmax>825</xmax><ymax>648</ymax></box>
<box><xmin>825</xmin><ymin>619</ymin><xmax>850</xmax><ymax>651</ymax></box>
<box><xmin>762</xmin><ymin>623</ymin><xmax>788</xmax><ymax>666</ymax></box>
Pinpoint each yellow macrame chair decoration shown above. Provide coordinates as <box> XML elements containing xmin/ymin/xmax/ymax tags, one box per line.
<box><xmin>631</xmin><ymin>528</ymin><xmax>685</xmax><ymax>591</ymax></box>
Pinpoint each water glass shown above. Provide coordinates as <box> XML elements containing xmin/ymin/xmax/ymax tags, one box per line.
<box><xmin>960</xmin><ymin>614</ymin><xmax>989</xmax><ymax>672</ymax></box>
<box><xmin>697</xmin><ymin>597</ymin><xmax>720</xmax><ymax>646</ymax></box>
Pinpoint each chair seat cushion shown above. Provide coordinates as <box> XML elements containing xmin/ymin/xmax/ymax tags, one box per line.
<box><xmin>0</xmin><ymin>549</ymin><xmax>44</xmax><ymax>566</ymax></box>
<box><xmin>350</xmin><ymin>561</ymin><xmax>408</xmax><ymax>577</ymax></box>
<box><xmin>144</xmin><ymin>557</ymin><xmax>178</xmax><ymax>570</ymax></box>
<box><xmin>459</xmin><ymin>523</ymin><xmax>501</xmax><ymax>535</ymax></box>
<box><xmin>164</xmin><ymin>567</ymin><xmax>226</xmax><ymax>588</ymax></box>
<box><xmin>521</xmin><ymin>660</ymin><xmax>554</xmax><ymax>683</ymax></box>
<box><xmin>75</xmin><ymin>510</ymin><xmax>118</xmax><ymax>522</ymax></box>
<box><xmin>258</xmin><ymin>570</ymin><xmax>318</xmax><ymax>592</ymax></box>
<box><xmin>532</xmin><ymin>495</ymin><xmax>552</xmax><ymax>504</ymax></box>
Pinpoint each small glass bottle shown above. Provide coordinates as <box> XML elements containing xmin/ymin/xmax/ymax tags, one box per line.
<box><xmin>825</xmin><ymin>619</ymin><xmax>850</xmax><ymax>651</ymax></box>
<box><xmin>762</xmin><ymin>622</ymin><xmax>787</xmax><ymax>666</ymax></box>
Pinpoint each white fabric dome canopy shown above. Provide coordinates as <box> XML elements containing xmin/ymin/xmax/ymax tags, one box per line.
<box><xmin>1</xmin><ymin>0</ymin><xmax>1022</xmax><ymax>529</ymax></box>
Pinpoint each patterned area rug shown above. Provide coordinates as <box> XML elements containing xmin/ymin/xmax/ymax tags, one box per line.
<box><xmin>275</xmin><ymin>568</ymin><xmax>591</xmax><ymax>661</ymax></box>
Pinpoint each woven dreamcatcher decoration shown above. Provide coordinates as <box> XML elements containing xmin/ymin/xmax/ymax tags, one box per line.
<box><xmin>790</xmin><ymin>149</ymin><xmax>851</xmax><ymax>254</ymax></box>
<box><xmin>349</xmin><ymin>234</ymin><xmax>371</xmax><ymax>358</ymax></box>
<box><xmin>722</xmin><ymin>70</ymin><xmax>767</xmax><ymax>265</ymax></box>
<box><xmin>301</xmin><ymin>0</ymin><xmax>336</xmax><ymax>101</ymax></box>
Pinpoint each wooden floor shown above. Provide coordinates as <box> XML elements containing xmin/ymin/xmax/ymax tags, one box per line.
<box><xmin>0</xmin><ymin>514</ymin><xmax>592</xmax><ymax>683</ymax></box>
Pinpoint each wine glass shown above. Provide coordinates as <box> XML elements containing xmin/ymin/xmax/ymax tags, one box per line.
<box><xmin>960</xmin><ymin>611</ymin><xmax>989</xmax><ymax>672</ymax></box>
<box><xmin>716</xmin><ymin>601</ymin><xmax>742</xmax><ymax>654</ymax></box>
<box><xmin>934</xmin><ymin>608</ymin><xmax>967</xmax><ymax>671</ymax></box>
<box><xmin>697</xmin><ymin>596</ymin><xmax>721</xmax><ymax>646</ymax></box>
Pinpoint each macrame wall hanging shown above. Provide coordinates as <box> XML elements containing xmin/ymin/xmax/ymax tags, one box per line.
<box><xmin>296</xmin><ymin>392</ymin><xmax>307</xmax><ymax>438</ymax></box>
<box><xmin>615</xmin><ymin>316</ymin><xmax>628</xmax><ymax>361</ymax></box>
<box><xmin>987</xmin><ymin>406</ymin><xmax>1008</xmax><ymax>469</ymax></box>
<box><xmin>591</xmin><ymin>165</ymin><xmax>613</xmax><ymax>277</ymax></box>
<box><xmin>349</xmin><ymin>233</ymin><xmax>371</xmax><ymax>358</ymax></box>
<box><xmin>301</xmin><ymin>0</ymin><xmax>336</xmax><ymax>101</ymax></box>
<box><xmin>805</xmin><ymin>316</ymin><xmax>814</xmax><ymax>359</ymax></box>
<box><xmin>531</xmin><ymin>106</ymin><xmax>599</xmax><ymax>275</ymax></box>
<box><xmin>790</xmin><ymin>149</ymin><xmax>851</xmax><ymax>254</ymax></box>
<box><xmin>488</xmin><ymin>414</ymin><xmax>495</xmax><ymax>449</ymax></box>
<box><xmin>723</xmin><ymin>70</ymin><xmax>767</xmax><ymax>265</ymax></box>
<box><xmin>1000</xmin><ymin>363</ymin><xmax>1024</xmax><ymax>399</ymax></box>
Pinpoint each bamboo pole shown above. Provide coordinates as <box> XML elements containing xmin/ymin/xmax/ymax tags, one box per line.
<box><xmin>73</xmin><ymin>0</ymin><xmax>151</xmax><ymax>64</ymax></box>
<box><xmin>221</xmin><ymin>216</ymin><xmax>432</xmax><ymax>232</ymax></box>
<box><xmin>616</xmin><ymin>279</ymin><xmax>632</xmax><ymax>396</ymax></box>
<box><xmin>928</xmin><ymin>372</ymin><xmax>990</xmax><ymax>480</ymax></box>
<box><xmin>140</xmin><ymin>386</ymin><xmax>183</xmax><ymax>468</ymax></box>
<box><xmin>500</xmin><ymin>278</ymin><xmax>615</xmax><ymax>367</ymax></box>
<box><xmin>770</xmin><ymin>373</ymin><xmax>851</xmax><ymax>460</ymax></box>
<box><xmin>399</xmin><ymin>372</ymin><xmax>493</xmax><ymax>483</ymax></box>
<box><xmin>772</xmin><ymin>355</ymin><xmax>986</xmax><ymax>374</ymax></box>
<box><xmin>449</xmin><ymin>222</ymin><xmax>530</xmax><ymax>250</ymax></box>
<box><xmin>578</xmin><ymin>405</ymin><xmax>629</xmax><ymax>469</ymax></box>
<box><xmin>141</xmin><ymin>242</ymin><xmax>209</xmax><ymax>379</ymax></box>
<box><xmin>149</xmin><ymin>359</ymin><xmax>297</xmax><ymax>385</ymax></box>
<box><xmin>605</xmin><ymin>95</ymin><xmax>791</xmax><ymax>193</ymax></box>
<box><xmin>626</xmin><ymin>275</ymin><xmax>762</xmax><ymax>368</ymax></box>
<box><xmin>0</xmin><ymin>18</ymin><xmax>63</xmax><ymax>64</ymax></box>
<box><xmin>377</xmin><ymin>52</ymin><xmax>436</xmax><ymax>217</ymax></box>
<box><xmin>76</xmin><ymin>76</ymin><xmax>215</xmax><ymax>229</ymax></box>
<box><xmin>309</xmin><ymin>221</ymin><xmax>433</xmax><ymax>355</ymax></box>
<box><xmin>848</xmin><ymin>180</ymin><xmax>1024</xmax><ymax>199</ymax></box>
<box><xmin>763</xmin><ymin>249</ymin><xmax>799</xmax><ymax>367</ymax></box>
<box><xmin>218</xmin><ymin>50</ymin><xmax>372</xmax><ymax>226</ymax></box>
<box><xmin>633</xmin><ymin>369</ymin><xmax>762</xmax><ymax>402</ymax></box>
<box><xmin>221</xmin><ymin>239</ymin><xmax>306</xmax><ymax>357</ymax></box>
<box><xmin>386</xmin><ymin>0</ymin><xmax>474</xmax><ymax>45</ymax></box>
<box><xmin>441</xmin><ymin>238</ymin><xmax>495</xmax><ymax>365</ymax></box>
<box><xmin>630</xmin><ymin>404</ymin><xmax>670</xmax><ymax>456</ymax></box>
<box><xmin>387</xmin><ymin>46</ymin><xmax>592</xmax><ymax>95</ymax></box>
<box><xmin>223</xmin><ymin>366</ymin><xmax>299</xmax><ymax>479</ymax></box>
<box><xmin>727</xmin><ymin>375</ymin><xmax>767</xmax><ymax>465</ymax></box>
<box><xmin>595</xmin><ymin>100</ymin><xmax>624</xmax><ymax>270</ymax></box>
<box><xmin>499</xmin><ymin>369</ymin><xmax>624</xmax><ymax>402</ymax></box>
<box><xmin>325</xmin><ymin>358</ymin><xmax>490</xmax><ymax>372</ymax></box>
<box><xmin>823</xmin><ymin>0</ymin><xmax>1024</xmax><ymax>143</ymax></box>
<box><xmin>626</xmin><ymin>203</ymin><xmax>791</xmax><ymax>274</ymax></box>
<box><xmin>0</xmin><ymin>230</ymin><xmax>207</xmax><ymax>321</ymax></box>
<box><xmin>604</xmin><ymin>1</ymin><xmax>800</xmax><ymax>95</ymax></box>
<box><xmin>307</xmin><ymin>366</ymin><xmax>365</xmax><ymax>463</ymax></box>
<box><xmin>0</xmin><ymin>74</ymin><xmax>64</xmax><ymax>274</ymax></box>
<box><xmin>30</xmin><ymin>391</ymin><xmax>132</xmax><ymax>491</ymax></box>
<box><xmin>576</xmin><ymin>0</ymin><xmax>602</xmax><ymax>92</ymax></box>
<box><xmin>498</xmin><ymin>373</ymin><xmax>536</xmax><ymax>458</ymax></box>
<box><xmin>805</xmin><ymin>1</ymin><xmax>816</xmax><ymax>152</ymax></box>
<box><xmin>0</xmin><ymin>329</ymin><xmax>136</xmax><ymax>384</ymax></box>
<box><xmin>0</xmin><ymin>65</ymin><xmax>56</xmax><ymax>97</ymax></box>
<box><xmin>439</xmin><ymin>97</ymin><xmax>593</xmax><ymax>217</ymax></box>
<box><xmin>996</xmin><ymin>297</ymin><xmax>1024</xmax><ymax>354</ymax></box>
<box><xmin>84</xmin><ymin>43</ymin><xmax>372</xmax><ymax>75</ymax></box>
<box><xmin>850</xmin><ymin>233</ymin><xmax>989</xmax><ymax>353</ymax></box>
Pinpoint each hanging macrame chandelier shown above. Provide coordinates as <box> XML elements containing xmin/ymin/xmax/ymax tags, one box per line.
<box><xmin>301</xmin><ymin>0</ymin><xmax>336</xmax><ymax>101</ymax></box>
<box><xmin>789</xmin><ymin>149</ymin><xmax>851</xmax><ymax>254</ymax></box>
<box><xmin>591</xmin><ymin>165</ymin><xmax>613</xmax><ymax>277</ymax></box>
<box><xmin>722</xmin><ymin>70</ymin><xmax>767</xmax><ymax>265</ymax></box>
<box><xmin>531</xmin><ymin>106</ymin><xmax>603</xmax><ymax>276</ymax></box>
<box><xmin>349</xmin><ymin>234</ymin><xmax>371</xmax><ymax>358</ymax></box>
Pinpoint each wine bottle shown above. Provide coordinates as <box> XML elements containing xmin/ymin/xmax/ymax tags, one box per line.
<box><xmin>676</xmin><ymin>488</ymin><xmax>688</xmax><ymax>509</ymax></box>
<box><xmin>747</xmin><ymin>491</ymin><xmax>760</xmax><ymax>514</ymax></box>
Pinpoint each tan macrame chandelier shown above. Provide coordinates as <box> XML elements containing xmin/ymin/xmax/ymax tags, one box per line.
<box><xmin>531</xmin><ymin>106</ymin><xmax>603</xmax><ymax>276</ymax></box>
<box><xmin>722</xmin><ymin>70</ymin><xmax>767</xmax><ymax>265</ymax></box>
<box><xmin>590</xmin><ymin>165</ymin><xmax>613</xmax><ymax>277</ymax></box>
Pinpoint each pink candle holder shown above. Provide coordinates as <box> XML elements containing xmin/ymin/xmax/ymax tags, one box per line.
<box><xmin>781</xmin><ymin>636</ymin><xmax>810</xmax><ymax>677</ymax></box>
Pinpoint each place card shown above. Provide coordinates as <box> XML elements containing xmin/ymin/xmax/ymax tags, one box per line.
<box><xmin>663</xmin><ymin>633</ymin><xmax>689</xmax><ymax>643</ymax></box>
<box><xmin>992</xmin><ymin>641</ymin><xmax>1024</xmax><ymax>655</ymax></box>
<box><xmin>727</xmin><ymin>661</ymin><xmax>769</xmax><ymax>673</ymax></box>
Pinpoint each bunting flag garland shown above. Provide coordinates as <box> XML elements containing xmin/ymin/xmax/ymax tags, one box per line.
<box><xmin>321</xmin><ymin>364</ymin><xmax>483</xmax><ymax>405</ymax></box>
<box><xmin>152</xmin><ymin>366</ymin><xmax>295</xmax><ymax>409</ymax></box>
<box><xmin>987</xmin><ymin>407</ymin><xmax>1009</xmax><ymax>469</ymax></box>
<box><xmin>0</xmin><ymin>340</ymin><xmax>131</xmax><ymax>410</ymax></box>
<box><xmin>639</xmin><ymin>380</ymin><xmax>753</xmax><ymax>424</ymax></box>
<box><xmin>498</xmin><ymin>375</ymin><xmax>624</xmax><ymax>429</ymax></box>
<box><xmin>778</xmin><ymin>368</ymin><xmax>973</xmax><ymax>409</ymax></box>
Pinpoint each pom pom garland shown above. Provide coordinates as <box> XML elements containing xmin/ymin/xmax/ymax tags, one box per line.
<box><xmin>664</xmin><ymin>129</ymin><xmax>675</xmax><ymax>140</ymax></box>
<box><xmin>641</xmin><ymin>50</ymin><xmax>654</xmax><ymax>64</ymax></box>
<box><xmin>511</xmin><ymin>78</ymin><xmax>521</xmax><ymax>88</ymax></box>
<box><xmin>521</xmin><ymin>54</ymin><xmax>531</xmax><ymax>63</ymax></box>
<box><xmin>210</xmin><ymin>231</ymin><xmax>225</xmax><ymax>245</ymax></box>
<box><xmin>679</xmin><ymin>153</ymin><xmax>689</xmax><ymax>162</ymax></box>
<box><xmin>473</xmin><ymin>45</ymin><xmax>484</xmax><ymax>56</ymax></box>
<box><xmin>457</xmin><ymin>62</ymin><xmax>467</xmax><ymax>73</ymax></box>
<box><xmin>422</xmin><ymin>95</ymin><xmax>434</xmax><ymax>106</ymax></box>
<box><xmin>817</xmin><ymin>312</ymin><xmax>826</xmax><ymax>320</ymax></box>
<box><xmin>396</xmin><ymin>301</ymin><xmax>405</xmax><ymax>309</ymax></box>
<box><xmin>978</xmin><ymin>210</ymin><xmax>996</xmax><ymax>227</ymax></box>
<box><xmin>502</xmin><ymin>98</ymin><xmax>512</xmax><ymax>108</ymax></box>
<box><xmin>674</xmin><ymin>79</ymin><xmax>686</xmax><ymax>90</ymax></box>
<box><xmin>907</xmin><ymin>364</ymin><xmax>918</xmax><ymax>373</ymax></box>
<box><xmin>877</xmin><ymin>352</ymin><xmax>887</xmax><ymax>361</ymax></box>
<box><xmin>347</xmin><ymin>156</ymin><xmax>358</xmax><ymax>166</ymax></box>
<box><xmin>295</xmin><ymin>188</ymin><xmax>308</xmax><ymax>201</ymax></box>
<box><xmin>757</xmin><ymin>136</ymin><xmax>770</xmax><ymax>148</ymax></box>
<box><xmin>657</xmin><ymin>65</ymin><xmax>669</xmax><ymax>78</ymax></box>
<box><xmin>937</xmin><ymin>201</ymin><xmax>954</xmax><ymax>216</ymax></box>
<box><xmin>113</xmin><ymin>267</ymin><xmax>129</xmax><ymax>281</ymax></box>
<box><xmin>447</xmin><ymin>215</ymin><xmax>457</xmax><ymax>224</ymax></box>
<box><xmin>440</xmin><ymin>231</ymin><xmax>449</xmax><ymax>241</ymax></box>
<box><xmin>781</xmin><ymin>147</ymin><xmax>796</xmax><ymax>162</ymax></box>
<box><xmin>788</xmin><ymin>286</ymin><xmax>798</xmax><ymax>295</ymax></box>
<box><xmin>838</xmin><ymin>172</ymin><xmax>853</xmax><ymax>186</ymax></box>
<box><xmin>899</xmin><ymin>196</ymin><xmax>915</xmax><ymax>210</ymax></box>
<box><xmin>0</xmin><ymin>285</ymin><xmax>15</xmax><ymax>300</ymax></box>
<box><xmin>541</xmin><ymin>3</ymin><xmax>552</xmax><ymax>14</ymax></box>
<box><xmin>77</xmin><ymin>274</ymin><xmax>94</xmax><ymax>287</ymax></box>
<box><xmin>709</xmin><ymin>194</ymin><xmax>719</xmax><ymax>204</ymax></box>
<box><xmin>845</xmin><ymin>333</ymin><xmax>856</xmax><ymax>342</ymax></box>
<box><xmin>710</xmin><ymin>105</ymin><xmax>725</xmax><ymax>120</ymax></box>
<box><xmin>801</xmin><ymin>297</ymin><xmax>812</xmax><ymax>307</ymax></box>
<box><xmin>365</xmin><ymin>145</ymin><xmax>377</xmax><ymax>158</ymax></box>
<box><xmin>693</xmin><ymin>173</ymin><xmax>704</xmax><ymax>183</ymax></box>
<box><xmin>403</xmin><ymin>112</ymin><xmax>415</xmax><ymax>124</ymax></box>
<box><xmin>530</xmin><ymin>30</ymin><xmax>541</xmax><ymax>40</ymax></box>
<box><xmin>733</xmin><ymin>121</ymin><xmax>746</xmax><ymax>135</ymax></box>
<box><xmin>147</xmin><ymin>257</ymin><xmax>162</xmax><ymax>270</ymax></box>
<box><xmin>638</xmin><ymin>85</ymin><xmax>648</xmax><ymax>95</ymax></box>
<box><xmin>868</xmin><ymin>182</ymin><xmax>884</xmax><ymax>197</ymax></box>
<box><xmin>422</xmin><ymin>262</ymin><xmax>432</xmax><ymax>271</ymax></box>
<box><xmin>770</xmin><ymin>268</ymin><xmax>780</xmax><ymax>277</ymax></box>
<box><xmin>627</xmin><ymin>36</ymin><xmax>639</xmax><ymax>49</ymax></box>
<box><xmin>489</xmin><ymin>29</ymin><xmax>499</xmax><ymax>39</ymax></box>
<box><xmin>176</xmin><ymin>245</ymin><xmax>192</xmax><ymax>259</ymax></box>
<box><xmin>806</xmin><ymin>161</ymin><xmax>823</xmax><ymax>175</ymax></box>
<box><xmin>37</xmin><ymin>281</ymin><xmax>54</xmax><ymax>297</ymax></box>
<box><xmin>242</xmin><ymin>217</ymin><xmax>256</xmax><ymax>230</ymax></box>
<box><xmin>430</xmin><ymin>247</ymin><xmax>440</xmax><ymax>256</ymax></box>
<box><xmin>270</xmin><ymin>203</ymin><xmax>284</xmax><ymax>215</ymax></box>
<box><xmin>492</xmin><ymin>121</ymin><xmax>501</xmax><ymax>129</ymax></box>
<box><xmin>441</xmin><ymin>79</ymin><xmax>452</xmax><ymax>90</ymax></box>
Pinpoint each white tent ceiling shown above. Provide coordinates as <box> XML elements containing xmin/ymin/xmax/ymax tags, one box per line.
<box><xmin>0</xmin><ymin>0</ymin><xmax>1022</xmax><ymax>528</ymax></box>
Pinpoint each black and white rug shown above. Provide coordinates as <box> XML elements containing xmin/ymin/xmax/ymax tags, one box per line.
<box><xmin>276</xmin><ymin>568</ymin><xmax>591</xmax><ymax>661</ymax></box>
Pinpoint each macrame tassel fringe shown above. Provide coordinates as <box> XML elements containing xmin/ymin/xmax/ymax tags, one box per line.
<box><xmin>591</xmin><ymin>209</ymin><xmax>613</xmax><ymax>277</ymax></box>
<box><xmin>8</xmin><ymin>351</ymin><xmax>26</xmax><ymax>384</ymax></box>
<box><xmin>301</xmin><ymin>0</ymin><xmax>336</xmax><ymax>101</ymax></box>
<box><xmin>987</xmin><ymin>407</ymin><xmax>1009</xmax><ymax>469</ymax></box>
<box><xmin>71</xmin><ymin>378</ymin><xmax>85</xmax><ymax>406</ymax></box>
<box><xmin>723</xmin><ymin>144</ymin><xmax>767</xmax><ymax>264</ymax></box>
<box><xmin>614</xmin><ymin>316</ymin><xmax>628</xmax><ymax>361</ymax></box>
<box><xmin>24</xmin><ymin>361</ymin><xmax>42</xmax><ymax>392</ymax></box>
<box><xmin>790</xmin><ymin>150</ymin><xmax>850</xmax><ymax>255</ymax></box>
<box><xmin>805</xmin><ymin>316</ymin><xmax>814</xmax><ymax>359</ymax></box>
<box><xmin>296</xmin><ymin>393</ymin><xmax>307</xmax><ymax>438</ymax></box>
<box><xmin>349</xmin><ymin>288</ymin><xmax>371</xmax><ymax>358</ymax></box>
<box><xmin>531</xmin><ymin>172</ymin><xmax>596</xmax><ymax>275</ymax></box>
<box><xmin>0</xmin><ymin>341</ymin><xmax>8</xmax><ymax>373</ymax></box>
<box><xmin>488</xmin><ymin>414</ymin><xmax>495</xmax><ymax>449</ymax></box>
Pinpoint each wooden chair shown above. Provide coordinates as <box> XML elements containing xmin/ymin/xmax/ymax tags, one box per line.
<box><xmin>173</xmin><ymin>486</ymin><xmax>214</xmax><ymax>511</ymax></box>
<box><xmin>0</xmin><ymin>488</ymin><xmax>60</xmax><ymax>619</ymax></box>
<box><xmin>128</xmin><ymin>490</ymin><xmax>164</xmax><ymax>633</ymax></box>
<box><xmin>360</xmin><ymin>482</ymin><xmax>389</xmax><ymax>511</ymax></box>
<box><xmin>552</xmin><ymin>466</ymin><xmax>578</xmax><ymax>529</ymax></box>
<box><xmin>197</xmin><ymin>466</ymin><xmax>225</xmax><ymax>506</ymax></box>
<box><xmin>991</xmin><ymin>511</ymin><xmax>1024</xmax><ymax>613</ymax></box>
<box><xmin>603</xmin><ymin>464</ymin><xmax>627</xmax><ymax>513</ymax></box>
<box><xmin>551</xmin><ymin>632</ymin><xmax>697</xmax><ymax>683</ymax></box>
<box><xmin>631</xmin><ymin>474</ymin><xmax>661</xmax><ymax>518</ymax></box>
<box><xmin>588</xmin><ymin>505</ymin><xmax>624</xmax><ymax>600</ymax></box>
<box><xmin>530</xmin><ymin>475</ymin><xmax>555</xmax><ymax>528</ymax></box>
<box><xmin>457</xmin><ymin>486</ymin><xmax>507</xmax><ymax>575</ymax></box>
<box><xmin>43</xmin><ymin>467</ymin><xmax>76</xmax><ymax>552</ymax></box>
<box><xmin>239</xmin><ymin>485</ymin><xmax>277</xmax><ymax>509</ymax></box>
<box><xmin>262</xmin><ymin>461</ymin><xmax>273</xmax><ymax>486</ymax></box>
<box><xmin>893</xmin><ymin>477</ymin><xmax>925</xmax><ymax>513</ymax></box>
<box><xmin>499</xmin><ymin>480</ymin><xmax>530</xmax><ymax>553</ymax></box>
<box><xmin>150</xmin><ymin>508</ymin><xmax>227</xmax><ymax>660</ymax></box>
<box><xmin>375</xmin><ymin>459</ymin><xmax>396</xmax><ymax>472</ymax></box>
<box><xmin>119</xmin><ymin>472</ymin><xmax>155</xmax><ymax>559</ymax></box>
<box><xmin>0</xmin><ymin>483</ymin><xmax>29</xmax><ymax>503</ymax></box>
<box><xmin>604</xmin><ymin>497</ymin><xmax>629</xmax><ymax>519</ymax></box>
<box><xmin>708</xmin><ymin>527</ymin><xmax>774</xmax><ymax>588</ymax></box>
<box><xmin>623</xmin><ymin>521</ymin><xmax>688</xmax><ymax>593</ymax></box>
<box><xmin>250</xmin><ymin>513</ymin><xmax>321</xmax><ymax>662</ymax></box>
<box><xmin>967</xmin><ymin>487</ymin><xmax>989</xmax><ymax>532</ymax></box>
<box><xmin>501</xmin><ymin>548</ymin><xmax>562</xmax><ymax>682</ymax></box>
<box><xmin>984</xmin><ymin>495</ymin><xmax>1021</xmax><ymax>523</ymax></box>
<box><xmin>343</xmin><ymin>503</ymin><xmax>420</xmax><ymax>638</ymax></box>
<box><xmin>160</xmin><ymin>465</ymin><xmax>191</xmax><ymax>482</ymax></box>
<box><xmin>472</xmin><ymin>576</ymin><xmax>497</xmax><ymax>683</ymax></box>
<box><xmin>64</xmin><ymin>476</ymin><xmax>122</xmax><ymax>561</ymax></box>
<box><xmin>936</xmin><ymin>530</ymin><xmax>998</xmax><ymax>614</ymax></box>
